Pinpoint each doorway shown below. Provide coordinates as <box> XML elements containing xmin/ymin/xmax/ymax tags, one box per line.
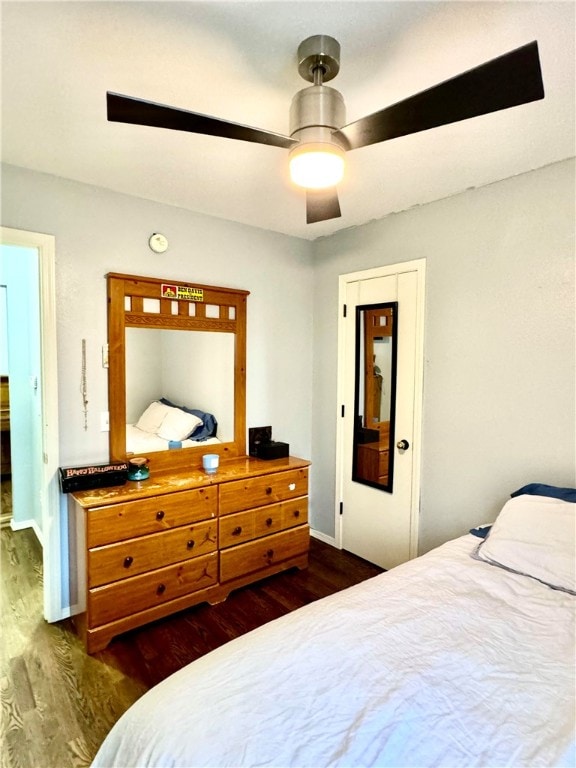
<box><xmin>335</xmin><ymin>260</ymin><xmax>425</xmax><ymax>570</ymax></box>
<box><xmin>1</xmin><ymin>245</ymin><xmax>43</xmax><ymax>532</ymax></box>
<box><xmin>0</xmin><ymin>227</ymin><xmax>60</xmax><ymax>622</ymax></box>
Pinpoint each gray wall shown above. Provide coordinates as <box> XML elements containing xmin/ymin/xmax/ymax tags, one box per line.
<box><xmin>312</xmin><ymin>159</ymin><xmax>575</xmax><ymax>552</ymax></box>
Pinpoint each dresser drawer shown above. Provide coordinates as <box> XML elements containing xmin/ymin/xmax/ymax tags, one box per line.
<box><xmin>219</xmin><ymin>505</ymin><xmax>283</xmax><ymax>548</ymax></box>
<box><xmin>219</xmin><ymin>468</ymin><xmax>309</xmax><ymax>515</ymax></box>
<box><xmin>87</xmin><ymin>487</ymin><xmax>217</xmax><ymax>547</ymax></box>
<box><xmin>281</xmin><ymin>497</ymin><xmax>308</xmax><ymax>529</ymax></box>
<box><xmin>219</xmin><ymin>509</ymin><xmax>255</xmax><ymax>548</ymax></box>
<box><xmin>220</xmin><ymin>525</ymin><xmax>309</xmax><ymax>582</ymax></box>
<box><xmin>88</xmin><ymin>520</ymin><xmax>217</xmax><ymax>587</ymax></box>
<box><xmin>219</xmin><ymin>500</ymin><xmax>304</xmax><ymax>549</ymax></box>
<box><xmin>379</xmin><ymin>450</ymin><xmax>389</xmax><ymax>476</ymax></box>
<box><xmin>253</xmin><ymin>504</ymin><xmax>283</xmax><ymax>537</ymax></box>
<box><xmin>88</xmin><ymin>552</ymin><xmax>218</xmax><ymax>626</ymax></box>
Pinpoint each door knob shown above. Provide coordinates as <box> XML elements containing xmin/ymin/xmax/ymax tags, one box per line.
<box><xmin>397</xmin><ymin>439</ymin><xmax>410</xmax><ymax>450</ymax></box>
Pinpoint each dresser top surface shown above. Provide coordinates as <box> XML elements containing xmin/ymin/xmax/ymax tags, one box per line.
<box><xmin>71</xmin><ymin>455</ymin><xmax>310</xmax><ymax>508</ymax></box>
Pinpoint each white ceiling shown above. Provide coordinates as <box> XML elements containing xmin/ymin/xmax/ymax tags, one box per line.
<box><xmin>1</xmin><ymin>1</ymin><xmax>574</xmax><ymax>240</ymax></box>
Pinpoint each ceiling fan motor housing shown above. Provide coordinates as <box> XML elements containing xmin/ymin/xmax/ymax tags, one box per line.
<box><xmin>289</xmin><ymin>85</ymin><xmax>347</xmax><ymax>149</ymax></box>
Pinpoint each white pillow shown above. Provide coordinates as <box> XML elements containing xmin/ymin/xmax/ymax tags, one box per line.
<box><xmin>474</xmin><ymin>494</ymin><xmax>575</xmax><ymax>594</ymax></box>
<box><xmin>157</xmin><ymin>408</ymin><xmax>203</xmax><ymax>442</ymax></box>
<box><xmin>135</xmin><ymin>401</ymin><xmax>174</xmax><ymax>433</ymax></box>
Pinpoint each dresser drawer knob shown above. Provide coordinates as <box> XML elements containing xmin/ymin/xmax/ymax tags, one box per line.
<box><xmin>266</xmin><ymin>549</ymin><xmax>274</xmax><ymax>559</ymax></box>
<box><xmin>123</xmin><ymin>556</ymin><xmax>133</xmax><ymax>568</ymax></box>
<box><xmin>293</xmin><ymin>509</ymin><xmax>300</xmax><ymax>518</ymax></box>
<box><xmin>187</xmin><ymin>539</ymin><xmax>195</xmax><ymax>550</ymax></box>
<box><xmin>289</xmin><ymin>483</ymin><xmax>296</xmax><ymax>491</ymax></box>
<box><xmin>232</xmin><ymin>526</ymin><xmax>242</xmax><ymax>536</ymax></box>
<box><xmin>265</xmin><ymin>486</ymin><xmax>272</xmax><ymax>495</ymax></box>
<box><xmin>156</xmin><ymin>583</ymin><xmax>166</xmax><ymax>595</ymax></box>
<box><xmin>266</xmin><ymin>517</ymin><xmax>273</xmax><ymax>527</ymax></box>
<box><xmin>156</xmin><ymin>510</ymin><xmax>165</xmax><ymax>520</ymax></box>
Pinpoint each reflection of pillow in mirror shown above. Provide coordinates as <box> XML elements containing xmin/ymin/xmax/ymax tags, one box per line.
<box><xmin>160</xmin><ymin>398</ymin><xmax>218</xmax><ymax>440</ymax></box>
<box><xmin>157</xmin><ymin>408</ymin><xmax>203</xmax><ymax>442</ymax></box>
<box><xmin>187</xmin><ymin>409</ymin><xmax>218</xmax><ymax>440</ymax></box>
<box><xmin>473</xmin><ymin>495</ymin><xmax>575</xmax><ymax>594</ymax></box>
<box><xmin>135</xmin><ymin>401</ymin><xmax>174</xmax><ymax>434</ymax></box>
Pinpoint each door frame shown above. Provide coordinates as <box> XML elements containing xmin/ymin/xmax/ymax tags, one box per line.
<box><xmin>335</xmin><ymin>259</ymin><xmax>426</xmax><ymax>558</ymax></box>
<box><xmin>1</xmin><ymin>226</ymin><xmax>61</xmax><ymax>622</ymax></box>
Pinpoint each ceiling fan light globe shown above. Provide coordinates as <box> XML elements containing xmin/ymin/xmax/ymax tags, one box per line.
<box><xmin>289</xmin><ymin>144</ymin><xmax>345</xmax><ymax>189</ymax></box>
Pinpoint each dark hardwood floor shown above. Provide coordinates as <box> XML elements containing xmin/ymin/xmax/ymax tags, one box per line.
<box><xmin>1</xmin><ymin>526</ymin><xmax>382</xmax><ymax>768</ymax></box>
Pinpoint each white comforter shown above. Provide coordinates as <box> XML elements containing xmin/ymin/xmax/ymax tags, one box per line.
<box><xmin>126</xmin><ymin>424</ymin><xmax>220</xmax><ymax>454</ymax></box>
<box><xmin>92</xmin><ymin>535</ymin><xmax>575</xmax><ymax>768</ymax></box>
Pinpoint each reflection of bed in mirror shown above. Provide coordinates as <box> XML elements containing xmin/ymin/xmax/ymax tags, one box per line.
<box><xmin>125</xmin><ymin>397</ymin><xmax>221</xmax><ymax>454</ymax></box>
<box><xmin>125</xmin><ymin>327</ymin><xmax>234</xmax><ymax>455</ymax></box>
<box><xmin>126</xmin><ymin>426</ymin><xmax>220</xmax><ymax>453</ymax></box>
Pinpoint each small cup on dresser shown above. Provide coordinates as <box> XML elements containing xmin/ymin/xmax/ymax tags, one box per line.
<box><xmin>202</xmin><ymin>453</ymin><xmax>219</xmax><ymax>474</ymax></box>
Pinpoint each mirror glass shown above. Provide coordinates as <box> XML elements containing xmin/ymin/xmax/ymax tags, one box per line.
<box><xmin>125</xmin><ymin>327</ymin><xmax>234</xmax><ymax>455</ymax></box>
<box><xmin>352</xmin><ymin>302</ymin><xmax>398</xmax><ymax>492</ymax></box>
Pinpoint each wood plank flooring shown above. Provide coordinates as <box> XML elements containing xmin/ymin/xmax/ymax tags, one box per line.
<box><xmin>0</xmin><ymin>480</ymin><xmax>12</xmax><ymax>529</ymax></box>
<box><xmin>1</xmin><ymin>527</ymin><xmax>382</xmax><ymax>768</ymax></box>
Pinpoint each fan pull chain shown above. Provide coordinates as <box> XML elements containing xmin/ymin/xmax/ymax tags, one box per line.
<box><xmin>81</xmin><ymin>339</ymin><xmax>88</xmax><ymax>431</ymax></box>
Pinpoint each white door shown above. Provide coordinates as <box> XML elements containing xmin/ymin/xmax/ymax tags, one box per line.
<box><xmin>336</xmin><ymin>260</ymin><xmax>425</xmax><ymax>570</ymax></box>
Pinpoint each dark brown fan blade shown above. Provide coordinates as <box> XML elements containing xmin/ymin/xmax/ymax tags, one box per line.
<box><xmin>107</xmin><ymin>92</ymin><xmax>298</xmax><ymax>149</ymax></box>
<box><xmin>306</xmin><ymin>188</ymin><xmax>341</xmax><ymax>224</ymax></box>
<box><xmin>339</xmin><ymin>41</ymin><xmax>544</xmax><ymax>150</ymax></box>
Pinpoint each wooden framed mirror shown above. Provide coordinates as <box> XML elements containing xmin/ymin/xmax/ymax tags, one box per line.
<box><xmin>107</xmin><ymin>273</ymin><xmax>249</xmax><ymax>472</ymax></box>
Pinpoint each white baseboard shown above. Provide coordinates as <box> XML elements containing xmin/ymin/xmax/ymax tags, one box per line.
<box><xmin>310</xmin><ymin>528</ymin><xmax>337</xmax><ymax>547</ymax></box>
<box><xmin>10</xmin><ymin>517</ymin><xmax>44</xmax><ymax>547</ymax></box>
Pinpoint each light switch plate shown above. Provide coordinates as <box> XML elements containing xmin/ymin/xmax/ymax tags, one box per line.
<box><xmin>100</xmin><ymin>411</ymin><xmax>110</xmax><ymax>432</ymax></box>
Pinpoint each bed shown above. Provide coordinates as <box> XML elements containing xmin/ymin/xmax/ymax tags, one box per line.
<box><xmin>126</xmin><ymin>399</ymin><xmax>219</xmax><ymax>454</ymax></box>
<box><xmin>92</xmin><ymin>486</ymin><xmax>575</xmax><ymax>768</ymax></box>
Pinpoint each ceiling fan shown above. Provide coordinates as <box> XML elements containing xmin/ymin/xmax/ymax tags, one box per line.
<box><xmin>107</xmin><ymin>35</ymin><xmax>544</xmax><ymax>225</ymax></box>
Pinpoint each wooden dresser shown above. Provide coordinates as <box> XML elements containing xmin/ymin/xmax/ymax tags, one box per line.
<box><xmin>0</xmin><ymin>376</ymin><xmax>11</xmax><ymax>477</ymax></box>
<box><xmin>70</xmin><ymin>455</ymin><xmax>309</xmax><ymax>653</ymax></box>
<box><xmin>356</xmin><ymin>441</ymin><xmax>389</xmax><ymax>485</ymax></box>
